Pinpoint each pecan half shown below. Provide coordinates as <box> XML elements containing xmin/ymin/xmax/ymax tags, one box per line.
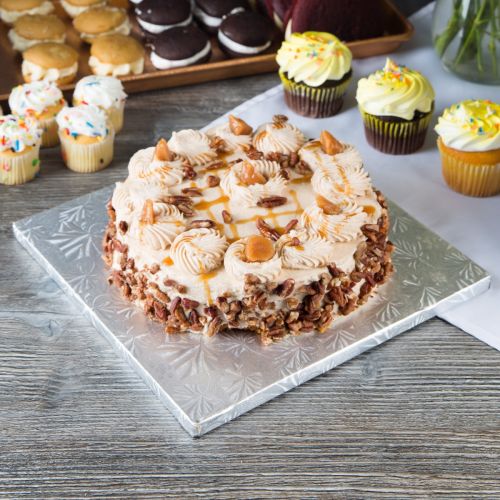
<box><xmin>284</xmin><ymin>218</ymin><xmax>298</xmax><ymax>234</ymax></box>
<box><xmin>189</xmin><ymin>219</ymin><xmax>216</xmax><ymax>229</ymax></box>
<box><xmin>256</xmin><ymin>218</ymin><xmax>280</xmax><ymax>241</ymax></box>
<box><xmin>206</xmin><ymin>175</ymin><xmax>220</xmax><ymax>187</ymax></box>
<box><xmin>257</xmin><ymin>196</ymin><xmax>287</xmax><ymax>208</ymax></box>
<box><xmin>221</xmin><ymin>210</ymin><xmax>232</xmax><ymax>223</ymax></box>
<box><xmin>181</xmin><ymin>187</ymin><xmax>202</xmax><ymax>197</ymax></box>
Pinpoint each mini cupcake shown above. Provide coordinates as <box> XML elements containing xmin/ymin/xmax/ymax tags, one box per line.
<box><xmin>276</xmin><ymin>32</ymin><xmax>352</xmax><ymax>118</ymax></box>
<box><xmin>56</xmin><ymin>105</ymin><xmax>115</xmax><ymax>173</ymax></box>
<box><xmin>435</xmin><ymin>100</ymin><xmax>500</xmax><ymax>197</ymax></box>
<box><xmin>73</xmin><ymin>75</ymin><xmax>127</xmax><ymax>133</ymax></box>
<box><xmin>150</xmin><ymin>25</ymin><xmax>211</xmax><ymax>70</ymax></box>
<box><xmin>73</xmin><ymin>6</ymin><xmax>131</xmax><ymax>43</ymax></box>
<box><xmin>356</xmin><ymin>58</ymin><xmax>435</xmax><ymax>155</ymax></box>
<box><xmin>89</xmin><ymin>34</ymin><xmax>145</xmax><ymax>77</ymax></box>
<box><xmin>218</xmin><ymin>10</ymin><xmax>274</xmax><ymax>58</ymax></box>
<box><xmin>0</xmin><ymin>0</ymin><xmax>53</xmax><ymax>24</ymax></box>
<box><xmin>8</xmin><ymin>14</ymin><xmax>66</xmax><ymax>52</ymax></box>
<box><xmin>0</xmin><ymin>115</ymin><xmax>41</xmax><ymax>185</ymax></box>
<box><xmin>9</xmin><ymin>81</ymin><xmax>67</xmax><ymax>148</ymax></box>
<box><xmin>193</xmin><ymin>0</ymin><xmax>248</xmax><ymax>33</ymax></box>
<box><xmin>60</xmin><ymin>0</ymin><xmax>106</xmax><ymax>18</ymax></box>
<box><xmin>22</xmin><ymin>42</ymin><xmax>79</xmax><ymax>85</ymax></box>
<box><xmin>134</xmin><ymin>0</ymin><xmax>192</xmax><ymax>35</ymax></box>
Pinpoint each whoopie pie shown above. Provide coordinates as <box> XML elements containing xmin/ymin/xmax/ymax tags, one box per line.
<box><xmin>135</xmin><ymin>0</ymin><xmax>192</xmax><ymax>35</ymax></box>
<box><xmin>193</xmin><ymin>0</ymin><xmax>249</xmax><ymax>32</ymax></box>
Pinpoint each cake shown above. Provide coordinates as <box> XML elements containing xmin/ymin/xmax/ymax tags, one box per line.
<box><xmin>103</xmin><ymin>114</ymin><xmax>394</xmax><ymax>343</ymax></box>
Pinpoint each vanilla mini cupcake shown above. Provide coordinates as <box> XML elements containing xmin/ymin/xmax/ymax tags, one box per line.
<box><xmin>22</xmin><ymin>42</ymin><xmax>79</xmax><ymax>85</ymax></box>
<box><xmin>9</xmin><ymin>81</ymin><xmax>67</xmax><ymax>148</ymax></box>
<box><xmin>0</xmin><ymin>0</ymin><xmax>53</xmax><ymax>24</ymax></box>
<box><xmin>8</xmin><ymin>14</ymin><xmax>66</xmax><ymax>52</ymax></box>
<box><xmin>435</xmin><ymin>99</ymin><xmax>500</xmax><ymax>197</ymax></box>
<box><xmin>60</xmin><ymin>0</ymin><xmax>106</xmax><ymax>18</ymax></box>
<box><xmin>73</xmin><ymin>75</ymin><xmax>127</xmax><ymax>133</ymax></box>
<box><xmin>56</xmin><ymin>105</ymin><xmax>115</xmax><ymax>173</ymax></box>
<box><xmin>89</xmin><ymin>34</ymin><xmax>145</xmax><ymax>77</ymax></box>
<box><xmin>73</xmin><ymin>6</ymin><xmax>131</xmax><ymax>43</ymax></box>
<box><xmin>0</xmin><ymin>114</ymin><xmax>41</xmax><ymax>185</ymax></box>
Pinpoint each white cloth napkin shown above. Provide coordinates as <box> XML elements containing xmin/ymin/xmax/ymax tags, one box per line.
<box><xmin>209</xmin><ymin>3</ymin><xmax>500</xmax><ymax>350</ymax></box>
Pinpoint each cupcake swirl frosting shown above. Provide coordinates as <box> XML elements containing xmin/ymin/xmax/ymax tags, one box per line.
<box><xmin>168</xmin><ymin>129</ymin><xmax>217</xmax><ymax>166</ymax></box>
<box><xmin>74</xmin><ymin>75</ymin><xmax>127</xmax><ymax>110</ymax></box>
<box><xmin>276</xmin><ymin>32</ymin><xmax>352</xmax><ymax>86</ymax></box>
<box><xmin>253</xmin><ymin>119</ymin><xmax>306</xmax><ymax>155</ymax></box>
<box><xmin>9</xmin><ymin>81</ymin><xmax>65</xmax><ymax>117</ymax></box>
<box><xmin>128</xmin><ymin>146</ymin><xmax>184</xmax><ymax>187</ymax></box>
<box><xmin>0</xmin><ymin>114</ymin><xmax>40</xmax><ymax>153</ymax></box>
<box><xmin>56</xmin><ymin>105</ymin><xmax>109</xmax><ymax>138</ymax></box>
<box><xmin>171</xmin><ymin>228</ymin><xmax>228</xmax><ymax>275</ymax></box>
<box><xmin>435</xmin><ymin>99</ymin><xmax>500</xmax><ymax>152</ymax></box>
<box><xmin>356</xmin><ymin>58</ymin><xmax>435</xmax><ymax>120</ymax></box>
<box><xmin>224</xmin><ymin>238</ymin><xmax>282</xmax><ymax>281</ymax></box>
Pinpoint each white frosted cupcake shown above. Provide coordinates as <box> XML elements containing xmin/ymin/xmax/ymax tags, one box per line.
<box><xmin>56</xmin><ymin>105</ymin><xmax>115</xmax><ymax>173</ymax></box>
<box><xmin>9</xmin><ymin>81</ymin><xmax>66</xmax><ymax>148</ymax></box>
<box><xmin>73</xmin><ymin>75</ymin><xmax>127</xmax><ymax>134</ymax></box>
<box><xmin>0</xmin><ymin>114</ymin><xmax>41</xmax><ymax>185</ymax></box>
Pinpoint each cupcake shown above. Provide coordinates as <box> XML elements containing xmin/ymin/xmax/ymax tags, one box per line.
<box><xmin>0</xmin><ymin>0</ymin><xmax>54</xmax><ymax>24</ymax></box>
<box><xmin>9</xmin><ymin>81</ymin><xmax>67</xmax><ymax>148</ymax></box>
<box><xmin>89</xmin><ymin>34</ymin><xmax>145</xmax><ymax>77</ymax></box>
<box><xmin>22</xmin><ymin>42</ymin><xmax>79</xmax><ymax>85</ymax></box>
<box><xmin>8</xmin><ymin>14</ymin><xmax>66</xmax><ymax>52</ymax></box>
<box><xmin>60</xmin><ymin>0</ymin><xmax>106</xmax><ymax>18</ymax></box>
<box><xmin>56</xmin><ymin>105</ymin><xmax>115</xmax><ymax>173</ymax></box>
<box><xmin>193</xmin><ymin>0</ymin><xmax>248</xmax><ymax>33</ymax></box>
<box><xmin>356</xmin><ymin>58</ymin><xmax>435</xmax><ymax>155</ymax></box>
<box><xmin>73</xmin><ymin>75</ymin><xmax>127</xmax><ymax>133</ymax></box>
<box><xmin>0</xmin><ymin>115</ymin><xmax>41</xmax><ymax>185</ymax></box>
<box><xmin>134</xmin><ymin>0</ymin><xmax>192</xmax><ymax>35</ymax></box>
<box><xmin>73</xmin><ymin>6</ymin><xmax>131</xmax><ymax>43</ymax></box>
<box><xmin>276</xmin><ymin>32</ymin><xmax>352</xmax><ymax>118</ymax></box>
<box><xmin>435</xmin><ymin>100</ymin><xmax>500</xmax><ymax>197</ymax></box>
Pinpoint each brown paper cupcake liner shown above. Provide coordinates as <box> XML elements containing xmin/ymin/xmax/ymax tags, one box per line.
<box><xmin>0</xmin><ymin>146</ymin><xmax>40</xmax><ymax>185</ymax></box>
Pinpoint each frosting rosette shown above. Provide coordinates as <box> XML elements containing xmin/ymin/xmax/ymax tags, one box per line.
<box><xmin>220</xmin><ymin>159</ymin><xmax>288</xmax><ymax>207</ymax></box>
<box><xmin>128</xmin><ymin>146</ymin><xmax>184</xmax><ymax>187</ymax></box>
<box><xmin>111</xmin><ymin>181</ymin><xmax>134</xmax><ymax>221</ymax></box>
<box><xmin>171</xmin><ymin>228</ymin><xmax>228</xmax><ymax>275</ymax></box>
<box><xmin>224</xmin><ymin>237</ymin><xmax>282</xmax><ymax>282</ymax></box>
<box><xmin>356</xmin><ymin>58</ymin><xmax>435</xmax><ymax>120</ymax></box>
<box><xmin>0</xmin><ymin>114</ymin><xmax>41</xmax><ymax>153</ymax></box>
<box><xmin>9</xmin><ymin>81</ymin><xmax>65</xmax><ymax>117</ymax></box>
<box><xmin>206</xmin><ymin>122</ymin><xmax>252</xmax><ymax>153</ymax></box>
<box><xmin>73</xmin><ymin>75</ymin><xmax>127</xmax><ymax>110</ymax></box>
<box><xmin>276</xmin><ymin>32</ymin><xmax>352</xmax><ymax>86</ymax></box>
<box><xmin>299</xmin><ymin>140</ymin><xmax>363</xmax><ymax>173</ymax></box>
<box><xmin>301</xmin><ymin>200</ymin><xmax>367</xmax><ymax>242</ymax></box>
<box><xmin>168</xmin><ymin>129</ymin><xmax>217</xmax><ymax>166</ymax></box>
<box><xmin>253</xmin><ymin>118</ymin><xmax>306</xmax><ymax>155</ymax></box>
<box><xmin>435</xmin><ymin>100</ymin><xmax>500</xmax><ymax>152</ymax></box>
<box><xmin>56</xmin><ymin>104</ymin><xmax>109</xmax><ymax>138</ymax></box>
<box><xmin>312</xmin><ymin>163</ymin><xmax>371</xmax><ymax>202</ymax></box>
<box><xmin>120</xmin><ymin>178</ymin><xmax>169</xmax><ymax>210</ymax></box>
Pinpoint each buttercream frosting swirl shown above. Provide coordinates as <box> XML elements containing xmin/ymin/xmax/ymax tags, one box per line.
<box><xmin>253</xmin><ymin>120</ymin><xmax>306</xmax><ymax>155</ymax></box>
<box><xmin>356</xmin><ymin>58</ymin><xmax>435</xmax><ymax>120</ymax></box>
<box><xmin>224</xmin><ymin>237</ymin><xmax>282</xmax><ymax>281</ymax></box>
<box><xmin>276</xmin><ymin>31</ymin><xmax>352</xmax><ymax>86</ymax></box>
<box><xmin>168</xmin><ymin>129</ymin><xmax>217</xmax><ymax>166</ymax></box>
<box><xmin>74</xmin><ymin>75</ymin><xmax>127</xmax><ymax>110</ymax></box>
<box><xmin>56</xmin><ymin>105</ymin><xmax>109</xmax><ymax>138</ymax></box>
<box><xmin>299</xmin><ymin>140</ymin><xmax>363</xmax><ymax>173</ymax></box>
<box><xmin>9</xmin><ymin>81</ymin><xmax>65</xmax><ymax>117</ymax></box>
<box><xmin>171</xmin><ymin>228</ymin><xmax>228</xmax><ymax>275</ymax></box>
<box><xmin>206</xmin><ymin>122</ymin><xmax>252</xmax><ymax>153</ymax></box>
<box><xmin>312</xmin><ymin>163</ymin><xmax>371</xmax><ymax>202</ymax></box>
<box><xmin>121</xmin><ymin>178</ymin><xmax>169</xmax><ymax>209</ymax></box>
<box><xmin>435</xmin><ymin>99</ymin><xmax>500</xmax><ymax>152</ymax></box>
<box><xmin>220</xmin><ymin>159</ymin><xmax>288</xmax><ymax>207</ymax></box>
<box><xmin>111</xmin><ymin>181</ymin><xmax>134</xmax><ymax>221</ymax></box>
<box><xmin>128</xmin><ymin>146</ymin><xmax>184</xmax><ymax>187</ymax></box>
<box><xmin>0</xmin><ymin>114</ymin><xmax>41</xmax><ymax>153</ymax></box>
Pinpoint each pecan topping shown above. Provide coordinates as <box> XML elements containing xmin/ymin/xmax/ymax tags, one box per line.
<box><xmin>206</xmin><ymin>317</ymin><xmax>224</xmax><ymax>337</ymax></box>
<box><xmin>316</xmin><ymin>195</ymin><xmax>341</xmax><ymax>215</ymax></box>
<box><xmin>284</xmin><ymin>218</ymin><xmax>298</xmax><ymax>234</ymax></box>
<box><xmin>206</xmin><ymin>175</ymin><xmax>220</xmax><ymax>187</ymax></box>
<box><xmin>273</xmin><ymin>114</ymin><xmax>288</xmax><ymax>124</ymax></box>
<box><xmin>188</xmin><ymin>219</ymin><xmax>216</xmax><ymax>229</ymax></box>
<box><xmin>182</xmin><ymin>298</ymin><xmax>200</xmax><ymax>310</ymax></box>
<box><xmin>222</xmin><ymin>210</ymin><xmax>232</xmax><ymax>223</ymax></box>
<box><xmin>169</xmin><ymin>296</ymin><xmax>181</xmax><ymax>313</ymax></box>
<box><xmin>165</xmin><ymin>195</ymin><xmax>192</xmax><ymax>206</ymax></box>
<box><xmin>183</xmin><ymin>164</ymin><xmax>196</xmax><ymax>180</ymax></box>
<box><xmin>296</xmin><ymin>160</ymin><xmax>312</xmax><ymax>175</ymax></box>
<box><xmin>209</xmin><ymin>135</ymin><xmax>226</xmax><ymax>152</ymax></box>
<box><xmin>206</xmin><ymin>161</ymin><xmax>224</xmax><ymax>171</ymax></box>
<box><xmin>118</xmin><ymin>220</ymin><xmax>128</xmax><ymax>234</ymax></box>
<box><xmin>181</xmin><ymin>187</ymin><xmax>202</xmax><ymax>197</ymax></box>
<box><xmin>256</xmin><ymin>218</ymin><xmax>280</xmax><ymax>241</ymax></box>
<box><xmin>257</xmin><ymin>196</ymin><xmax>287</xmax><ymax>208</ymax></box>
<box><xmin>163</xmin><ymin>279</ymin><xmax>187</xmax><ymax>294</ymax></box>
<box><xmin>275</xmin><ymin>278</ymin><xmax>295</xmax><ymax>297</ymax></box>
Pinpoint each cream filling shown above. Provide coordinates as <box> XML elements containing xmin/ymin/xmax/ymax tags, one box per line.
<box><xmin>193</xmin><ymin>5</ymin><xmax>243</xmax><ymax>28</ymax></box>
<box><xmin>150</xmin><ymin>41</ymin><xmax>211</xmax><ymax>70</ymax></box>
<box><xmin>218</xmin><ymin>30</ymin><xmax>271</xmax><ymax>55</ymax></box>
<box><xmin>0</xmin><ymin>1</ymin><xmax>53</xmax><ymax>24</ymax></box>
<box><xmin>60</xmin><ymin>0</ymin><xmax>105</xmax><ymax>18</ymax></box>
<box><xmin>88</xmin><ymin>56</ymin><xmax>144</xmax><ymax>77</ymax></box>
<box><xmin>8</xmin><ymin>29</ymin><xmax>65</xmax><ymax>52</ymax></box>
<box><xmin>136</xmin><ymin>14</ymin><xmax>192</xmax><ymax>34</ymax></box>
<box><xmin>21</xmin><ymin>60</ymin><xmax>78</xmax><ymax>82</ymax></box>
<box><xmin>80</xmin><ymin>17</ymin><xmax>131</xmax><ymax>42</ymax></box>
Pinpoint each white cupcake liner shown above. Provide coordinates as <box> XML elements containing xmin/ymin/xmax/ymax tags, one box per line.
<box><xmin>0</xmin><ymin>146</ymin><xmax>40</xmax><ymax>185</ymax></box>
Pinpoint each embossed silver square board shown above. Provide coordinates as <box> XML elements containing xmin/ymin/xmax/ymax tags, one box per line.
<box><xmin>13</xmin><ymin>186</ymin><xmax>490</xmax><ymax>436</ymax></box>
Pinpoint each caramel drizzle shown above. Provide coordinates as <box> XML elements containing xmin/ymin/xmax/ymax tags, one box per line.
<box><xmin>198</xmin><ymin>270</ymin><xmax>219</xmax><ymax>304</ymax></box>
<box><xmin>163</xmin><ymin>256</ymin><xmax>173</xmax><ymax>266</ymax></box>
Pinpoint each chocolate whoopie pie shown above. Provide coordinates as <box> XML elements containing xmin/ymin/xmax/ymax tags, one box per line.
<box><xmin>150</xmin><ymin>24</ymin><xmax>211</xmax><ymax>70</ymax></box>
<box><xmin>135</xmin><ymin>0</ymin><xmax>192</xmax><ymax>35</ymax></box>
<box><xmin>193</xmin><ymin>0</ymin><xmax>249</xmax><ymax>32</ymax></box>
<box><xmin>218</xmin><ymin>10</ymin><xmax>274</xmax><ymax>58</ymax></box>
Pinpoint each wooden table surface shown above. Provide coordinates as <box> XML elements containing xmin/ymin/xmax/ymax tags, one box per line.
<box><xmin>2</xmin><ymin>2</ymin><xmax>500</xmax><ymax>497</ymax></box>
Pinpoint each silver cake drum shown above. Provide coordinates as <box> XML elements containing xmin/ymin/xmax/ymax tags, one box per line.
<box><xmin>13</xmin><ymin>186</ymin><xmax>490</xmax><ymax>436</ymax></box>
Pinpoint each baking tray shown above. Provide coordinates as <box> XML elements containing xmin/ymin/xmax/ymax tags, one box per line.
<box><xmin>13</xmin><ymin>187</ymin><xmax>490</xmax><ymax>436</ymax></box>
<box><xmin>0</xmin><ymin>0</ymin><xmax>413</xmax><ymax>103</ymax></box>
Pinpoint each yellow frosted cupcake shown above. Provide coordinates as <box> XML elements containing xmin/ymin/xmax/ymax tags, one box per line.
<box><xmin>356</xmin><ymin>58</ymin><xmax>435</xmax><ymax>155</ymax></box>
<box><xmin>9</xmin><ymin>80</ymin><xmax>67</xmax><ymax>148</ymax></box>
<box><xmin>435</xmin><ymin>100</ymin><xmax>500</xmax><ymax>197</ymax></box>
<box><xmin>276</xmin><ymin>32</ymin><xmax>352</xmax><ymax>118</ymax></box>
<box><xmin>0</xmin><ymin>114</ymin><xmax>41</xmax><ymax>185</ymax></box>
<box><xmin>56</xmin><ymin>105</ymin><xmax>115</xmax><ymax>173</ymax></box>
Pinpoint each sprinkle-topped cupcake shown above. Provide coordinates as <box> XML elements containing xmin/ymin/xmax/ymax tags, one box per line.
<box><xmin>9</xmin><ymin>80</ymin><xmax>66</xmax><ymax>148</ymax></box>
<box><xmin>356</xmin><ymin>58</ymin><xmax>435</xmax><ymax>154</ymax></box>
<box><xmin>276</xmin><ymin>31</ymin><xmax>352</xmax><ymax>118</ymax></box>
<box><xmin>56</xmin><ymin>105</ymin><xmax>115</xmax><ymax>173</ymax></box>
<box><xmin>435</xmin><ymin>99</ymin><xmax>500</xmax><ymax>197</ymax></box>
<box><xmin>0</xmin><ymin>114</ymin><xmax>41</xmax><ymax>185</ymax></box>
